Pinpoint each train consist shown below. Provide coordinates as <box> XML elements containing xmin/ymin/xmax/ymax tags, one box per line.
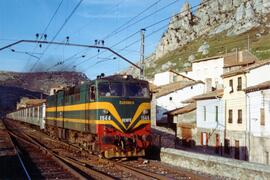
<box><xmin>7</xmin><ymin>74</ymin><xmax>152</xmax><ymax>158</ymax></box>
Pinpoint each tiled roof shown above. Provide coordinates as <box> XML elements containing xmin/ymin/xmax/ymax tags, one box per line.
<box><xmin>245</xmin><ymin>81</ymin><xmax>270</xmax><ymax>93</ymax></box>
<box><xmin>155</xmin><ymin>81</ymin><xmax>204</xmax><ymax>98</ymax></box>
<box><xmin>222</xmin><ymin>59</ymin><xmax>270</xmax><ymax>78</ymax></box>
<box><xmin>192</xmin><ymin>50</ymin><xmax>256</xmax><ymax>68</ymax></box>
<box><xmin>169</xmin><ymin>69</ymin><xmax>196</xmax><ymax>82</ymax></box>
<box><xmin>165</xmin><ymin>103</ymin><xmax>196</xmax><ymax>116</ymax></box>
<box><xmin>192</xmin><ymin>89</ymin><xmax>224</xmax><ymax>100</ymax></box>
<box><xmin>223</xmin><ymin>50</ymin><xmax>256</xmax><ymax>68</ymax></box>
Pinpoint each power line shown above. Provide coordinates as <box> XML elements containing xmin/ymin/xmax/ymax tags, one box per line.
<box><xmin>103</xmin><ymin>0</ymin><xmax>164</xmax><ymax>40</ymax></box>
<box><xmin>26</xmin><ymin>0</ymin><xmax>64</xmax><ymax>69</ymax></box>
<box><xmin>30</xmin><ymin>0</ymin><xmax>84</xmax><ymax>71</ymax></box>
<box><xmin>108</xmin><ymin>0</ymin><xmax>178</xmax><ymax>39</ymax></box>
<box><xmin>73</xmin><ymin>0</ymin><xmax>210</xmax><ymax>70</ymax></box>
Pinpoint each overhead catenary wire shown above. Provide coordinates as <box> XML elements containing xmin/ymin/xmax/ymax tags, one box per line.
<box><xmin>26</xmin><ymin>0</ymin><xmax>64</xmax><ymax>68</ymax></box>
<box><xmin>59</xmin><ymin>0</ymin><xmax>177</xmax><ymax>70</ymax></box>
<box><xmin>30</xmin><ymin>0</ymin><xmax>84</xmax><ymax>72</ymax></box>
<box><xmin>102</xmin><ymin>0</ymin><xmax>164</xmax><ymax>40</ymax></box>
<box><xmin>69</xmin><ymin>0</ymin><xmax>213</xmax><ymax>72</ymax></box>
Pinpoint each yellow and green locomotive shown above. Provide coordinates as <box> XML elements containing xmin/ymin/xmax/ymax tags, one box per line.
<box><xmin>46</xmin><ymin>74</ymin><xmax>151</xmax><ymax>158</ymax></box>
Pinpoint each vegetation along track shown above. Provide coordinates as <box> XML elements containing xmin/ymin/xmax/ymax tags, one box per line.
<box><xmin>5</xmin><ymin>119</ymin><xmax>215</xmax><ymax>179</ymax></box>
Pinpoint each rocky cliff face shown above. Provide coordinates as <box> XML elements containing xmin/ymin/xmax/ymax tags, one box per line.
<box><xmin>155</xmin><ymin>0</ymin><xmax>270</xmax><ymax>59</ymax></box>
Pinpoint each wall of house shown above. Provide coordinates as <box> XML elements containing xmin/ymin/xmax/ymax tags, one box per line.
<box><xmin>191</xmin><ymin>58</ymin><xmax>224</xmax><ymax>87</ymax></box>
<box><xmin>195</xmin><ymin>128</ymin><xmax>224</xmax><ymax>155</ymax></box>
<box><xmin>156</xmin><ymin>83</ymin><xmax>204</xmax><ymax>122</ymax></box>
<box><xmin>223</xmin><ymin>74</ymin><xmax>247</xmax><ymax>131</ymax></box>
<box><xmin>250</xmin><ymin>136</ymin><xmax>270</xmax><ymax>165</ymax></box>
<box><xmin>153</xmin><ymin>71</ymin><xmax>173</xmax><ymax>86</ymax></box>
<box><xmin>247</xmin><ymin>90</ymin><xmax>270</xmax><ymax>137</ymax></box>
<box><xmin>246</xmin><ymin>63</ymin><xmax>270</xmax><ymax>87</ymax></box>
<box><xmin>247</xmin><ymin>89</ymin><xmax>270</xmax><ymax>165</ymax></box>
<box><xmin>224</xmin><ymin>130</ymin><xmax>247</xmax><ymax>161</ymax></box>
<box><xmin>196</xmin><ymin>99</ymin><xmax>225</xmax><ymax>130</ymax></box>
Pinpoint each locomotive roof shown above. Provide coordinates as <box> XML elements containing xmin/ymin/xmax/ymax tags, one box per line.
<box><xmin>95</xmin><ymin>74</ymin><xmax>148</xmax><ymax>83</ymax></box>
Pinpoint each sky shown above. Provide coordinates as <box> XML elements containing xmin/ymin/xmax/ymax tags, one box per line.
<box><xmin>0</xmin><ymin>0</ymin><xmax>199</xmax><ymax>79</ymax></box>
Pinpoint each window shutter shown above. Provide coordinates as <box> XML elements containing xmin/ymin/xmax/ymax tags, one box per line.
<box><xmin>261</xmin><ymin>108</ymin><xmax>265</xmax><ymax>126</ymax></box>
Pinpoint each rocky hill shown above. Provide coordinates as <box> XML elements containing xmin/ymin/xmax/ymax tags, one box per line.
<box><xmin>125</xmin><ymin>0</ymin><xmax>270</xmax><ymax>78</ymax></box>
<box><xmin>0</xmin><ymin>71</ymin><xmax>89</xmax><ymax>95</ymax></box>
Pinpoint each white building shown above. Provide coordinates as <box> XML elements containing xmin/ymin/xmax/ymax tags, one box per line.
<box><xmin>193</xmin><ymin>90</ymin><xmax>225</xmax><ymax>154</ymax></box>
<box><xmin>181</xmin><ymin>50</ymin><xmax>256</xmax><ymax>89</ymax></box>
<box><xmin>221</xmin><ymin>59</ymin><xmax>270</xmax><ymax>162</ymax></box>
<box><xmin>155</xmin><ymin>81</ymin><xmax>205</xmax><ymax>124</ymax></box>
<box><xmin>153</xmin><ymin>70</ymin><xmax>195</xmax><ymax>86</ymax></box>
<box><xmin>246</xmin><ymin>81</ymin><xmax>270</xmax><ymax>165</ymax></box>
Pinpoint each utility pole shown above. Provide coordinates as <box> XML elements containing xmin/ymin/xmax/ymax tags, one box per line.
<box><xmin>247</xmin><ymin>34</ymin><xmax>250</xmax><ymax>51</ymax></box>
<box><xmin>140</xmin><ymin>29</ymin><xmax>146</xmax><ymax>79</ymax></box>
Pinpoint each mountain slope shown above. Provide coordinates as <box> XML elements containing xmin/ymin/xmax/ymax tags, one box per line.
<box><xmin>125</xmin><ymin>0</ymin><xmax>270</xmax><ymax>78</ymax></box>
<box><xmin>0</xmin><ymin>71</ymin><xmax>88</xmax><ymax>94</ymax></box>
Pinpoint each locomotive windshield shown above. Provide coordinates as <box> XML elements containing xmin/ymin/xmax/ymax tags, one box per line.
<box><xmin>98</xmin><ymin>81</ymin><xmax>150</xmax><ymax>98</ymax></box>
<box><xmin>125</xmin><ymin>83</ymin><xmax>150</xmax><ymax>98</ymax></box>
<box><xmin>98</xmin><ymin>82</ymin><xmax>123</xmax><ymax>97</ymax></box>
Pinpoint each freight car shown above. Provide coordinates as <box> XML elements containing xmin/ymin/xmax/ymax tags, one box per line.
<box><xmin>7</xmin><ymin>74</ymin><xmax>151</xmax><ymax>158</ymax></box>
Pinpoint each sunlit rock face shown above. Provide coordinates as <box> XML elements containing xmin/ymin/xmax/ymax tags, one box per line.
<box><xmin>155</xmin><ymin>0</ymin><xmax>270</xmax><ymax>59</ymax></box>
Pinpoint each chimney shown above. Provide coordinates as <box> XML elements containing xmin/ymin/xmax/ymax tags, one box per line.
<box><xmin>205</xmin><ymin>78</ymin><xmax>213</xmax><ymax>92</ymax></box>
<box><xmin>238</xmin><ymin>51</ymin><xmax>243</xmax><ymax>62</ymax></box>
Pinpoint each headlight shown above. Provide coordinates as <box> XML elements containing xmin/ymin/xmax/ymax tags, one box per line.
<box><xmin>143</xmin><ymin>109</ymin><xmax>150</xmax><ymax>115</ymax></box>
<box><xmin>103</xmin><ymin>109</ymin><xmax>109</xmax><ymax>115</ymax></box>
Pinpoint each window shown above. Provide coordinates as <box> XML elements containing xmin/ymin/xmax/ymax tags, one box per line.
<box><xmin>229</xmin><ymin>79</ymin><xmax>234</xmax><ymax>93</ymax></box>
<box><xmin>237</xmin><ymin>109</ymin><xmax>242</xmax><ymax>124</ymax></box>
<box><xmin>203</xmin><ymin>106</ymin><xmax>206</xmax><ymax>121</ymax></box>
<box><xmin>125</xmin><ymin>83</ymin><xmax>150</xmax><ymax>98</ymax></box>
<box><xmin>215</xmin><ymin>106</ymin><xmax>218</xmax><ymax>122</ymax></box>
<box><xmin>260</xmin><ymin>108</ymin><xmax>265</xmax><ymax>126</ymax></box>
<box><xmin>90</xmin><ymin>86</ymin><xmax>96</xmax><ymax>100</ymax></box>
<box><xmin>228</xmin><ymin>109</ymin><xmax>233</xmax><ymax>123</ymax></box>
<box><xmin>237</xmin><ymin>77</ymin><xmax>242</xmax><ymax>91</ymax></box>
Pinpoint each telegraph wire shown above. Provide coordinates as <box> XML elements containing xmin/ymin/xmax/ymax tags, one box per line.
<box><xmin>72</xmin><ymin>0</ymin><xmax>212</xmax><ymax>71</ymax></box>
<box><xmin>107</xmin><ymin>0</ymin><xmax>179</xmax><ymax>39</ymax></box>
<box><xmin>103</xmin><ymin>0</ymin><xmax>164</xmax><ymax>40</ymax></box>
<box><xmin>60</xmin><ymin>0</ymin><xmax>176</xmax><ymax>69</ymax></box>
<box><xmin>30</xmin><ymin>0</ymin><xmax>84</xmax><ymax>72</ymax></box>
<box><xmin>26</xmin><ymin>0</ymin><xmax>64</xmax><ymax>68</ymax></box>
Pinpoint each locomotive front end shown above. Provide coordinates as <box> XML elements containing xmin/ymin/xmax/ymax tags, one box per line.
<box><xmin>96</xmin><ymin>76</ymin><xmax>151</xmax><ymax>158</ymax></box>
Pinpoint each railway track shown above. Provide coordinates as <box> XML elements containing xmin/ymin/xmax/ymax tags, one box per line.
<box><xmin>5</xmin><ymin>119</ymin><xmax>216</xmax><ymax>179</ymax></box>
<box><xmin>4</xmin><ymin>123</ymin><xmax>85</xmax><ymax>179</ymax></box>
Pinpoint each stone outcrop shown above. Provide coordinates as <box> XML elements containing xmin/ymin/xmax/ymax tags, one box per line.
<box><xmin>155</xmin><ymin>0</ymin><xmax>270</xmax><ymax>59</ymax></box>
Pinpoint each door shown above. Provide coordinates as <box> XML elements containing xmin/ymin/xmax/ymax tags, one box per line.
<box><xmin>215</xmin><ymin>134</ymin><xmax>220</xmax><ymax>154</ymax></box>
<box><xmin>201</xmin><ymin>132</ymin><xmax>208</xmax><ymax>146</ymax></box>
<box><xmin>235</xmin><ymin>140</ymin><xmax>240</xmax><ymax>159</ymax></box>
<box><xmin>182</xmin><ymin>126</ymin><xmax>191</xmax><ymax>146</ymax></box>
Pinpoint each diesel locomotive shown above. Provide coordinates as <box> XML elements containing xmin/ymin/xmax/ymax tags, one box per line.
<box><xmin>7</xmin><ymin>74</ymin><xmax>152</xmax><ymax>158</ymax></box>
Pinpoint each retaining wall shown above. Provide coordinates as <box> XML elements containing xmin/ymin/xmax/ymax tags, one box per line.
<box><xmin>160</xmin><ymin>148</ymin><xmax>270</xmax><ymax>179</ymax></box>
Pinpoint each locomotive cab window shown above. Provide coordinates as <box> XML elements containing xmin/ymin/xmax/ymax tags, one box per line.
<box><xmin>125</xmin><ymin>83</ymin><xmax>150</xmax><ymax>98</ymax></box>
<box><xmin>90</xmin><ymin>86</ymin><xmax>96</xmax><ymax>100</ymax></box>
<box><xmin>98</xmin><ymin>82</ymin><xmax>123</xmax><ymax>97</ymax></box>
